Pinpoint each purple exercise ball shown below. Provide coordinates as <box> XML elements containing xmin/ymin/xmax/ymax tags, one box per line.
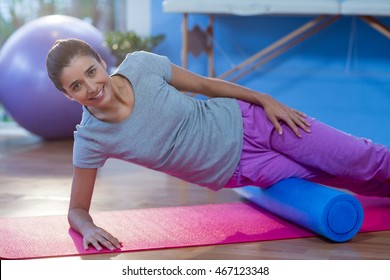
<box><xmin>0</xmin><ymin>15</ymin><xmax>114</xmax><ymax>139</ymax></box>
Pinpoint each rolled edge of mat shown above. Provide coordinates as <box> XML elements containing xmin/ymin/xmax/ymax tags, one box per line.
<box><xmin>233</xmin><ymin>179</ymin><xmax>364</xmax><ymax>242</ymax></box>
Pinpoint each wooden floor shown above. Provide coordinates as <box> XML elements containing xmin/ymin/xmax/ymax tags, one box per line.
<box><xmin>1</xmin><ymin>123</ymin><xmax>389</xmax><ymax>260</ymax></box>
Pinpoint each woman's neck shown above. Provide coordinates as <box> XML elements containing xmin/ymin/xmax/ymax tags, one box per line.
<box><xmin>88</xmin><ymin>75</ymin><xmax>134</xmax><ymax>123</ymax></box>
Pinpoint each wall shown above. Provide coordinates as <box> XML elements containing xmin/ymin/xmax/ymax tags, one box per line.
<box><xmin>125</xmin><ymin>0</ymin><xmax>152</xmax><ymax>36</ymax></box>
<box><xmin>150</xmin><ymin>1</ymin><xmax>390</xmax><ymax>146</ymax></box>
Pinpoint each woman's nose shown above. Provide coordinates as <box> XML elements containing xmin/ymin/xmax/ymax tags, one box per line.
<box><xmin>85</xmin><ymin>80</ymin><xmax>96</xmax><ymax>93</ymax></box>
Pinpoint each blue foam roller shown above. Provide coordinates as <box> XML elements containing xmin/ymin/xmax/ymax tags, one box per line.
<box><xmin>234</xmin><ymin>178</ymin><xmax>364</xmax><ymax>242</ymax></box>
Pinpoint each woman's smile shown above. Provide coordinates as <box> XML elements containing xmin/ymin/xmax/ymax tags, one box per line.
<box><xmin>89</xmin><ymin>86</ymin><xmax>105</xmax><ymax>102</ymax></box>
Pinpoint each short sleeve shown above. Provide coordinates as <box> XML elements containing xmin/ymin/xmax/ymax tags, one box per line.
<box><xmin>130</xmin><ymin>51</ymin><xmax>172</xmax><ymax>82</ymax></box>
<box><xmin>72</xmin><ymin>124</ymin><xmax>108</xmax><ymax>168</ymax></box>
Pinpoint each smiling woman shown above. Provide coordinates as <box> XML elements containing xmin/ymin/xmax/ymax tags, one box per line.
<box><xmin>61</xmin><ymin>57</ymin><xmax>110</xmax><ymax>105</ymax></box>
<box><xmin>47</xmin><ymin>39</ymin><xmax>134</xmax><ymax>123</ymax></box>
<box><xmin>45</xmin><ymin>38</ymin><xmax>390</xmax><ymax>252</ymax></box>
<box><xmin>46</xmin><ymin>39</ymin><xmax>105</xmax><ymax>93</ymax></box>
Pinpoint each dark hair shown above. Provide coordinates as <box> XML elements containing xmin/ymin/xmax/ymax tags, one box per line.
<box><xmin>46</xmin><ymin>38</ymin><xmax>102</xmax><ymax>92</ymax></box>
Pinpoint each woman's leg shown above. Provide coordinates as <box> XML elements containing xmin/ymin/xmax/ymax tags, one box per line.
<box><xmin>231</xmin><ymin>101</ymin><xmax>390</xmax><ymax>197</ymax></box>
<box><xmin>270</xmin><ymin>118</ymin><xmax>390</xmax><ymax>184</ymax></box>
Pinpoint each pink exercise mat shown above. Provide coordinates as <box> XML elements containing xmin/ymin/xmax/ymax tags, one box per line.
<box><xmin>0</xmin><ymin>196</ymin><xmax>389</xmax><ymax>259</ymax></box>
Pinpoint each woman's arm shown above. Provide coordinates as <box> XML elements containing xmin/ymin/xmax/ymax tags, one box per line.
<box><xmin>170</xmin><ymin>64</ymin><xmax>311</xmax><ymax>137</ymax></box>
<box><xmin>68</xmin><ymin>166</ymin><xmax>121</xmax><ymax>251</ymax></box>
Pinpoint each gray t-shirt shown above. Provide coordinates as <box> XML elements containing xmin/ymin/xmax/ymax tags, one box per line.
<box><xmin>73</xmin><ymin>51</ymin><xmax>243</xmax><ymax>190</ymax></box>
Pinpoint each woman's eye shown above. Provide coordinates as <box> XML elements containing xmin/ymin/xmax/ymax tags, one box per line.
<box><xmin>88</xmin><ymin>69</ymin><xmax>96</xmax><ymax>76</ymax></box>
<box><xmin>72</xmin><ymin>83</ymin><xmax>81</xmax><ymax>91</ymax></box>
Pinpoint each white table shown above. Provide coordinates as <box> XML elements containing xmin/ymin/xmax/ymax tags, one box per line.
<box><xmin>163</xmin><ymin>0</ymin><xmax>390</xmax><ymax>80</ymax></box>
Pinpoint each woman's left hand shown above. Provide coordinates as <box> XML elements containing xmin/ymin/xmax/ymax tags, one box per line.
<box><xmin>260</xmin><ymin>94</ymin><xmax>311</xmax><ymax>138</ymax></box>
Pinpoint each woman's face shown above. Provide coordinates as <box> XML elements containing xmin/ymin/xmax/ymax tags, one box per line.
<box><xmin>60</xmin><ymin>55</ymin><xmax>111</xmax><ymax>108</ymax></box>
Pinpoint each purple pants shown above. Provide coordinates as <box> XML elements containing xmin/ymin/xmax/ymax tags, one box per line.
<box><xmin>224</xmin><ymin>100</ymin><xmax>390</xmax><ymax>197</ymax></box>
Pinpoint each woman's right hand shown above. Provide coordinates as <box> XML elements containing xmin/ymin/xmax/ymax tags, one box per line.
<box><xmin>68</xmin><ymin>167</ymin><xmax>122</xmax><ymax>251</ymax></box>
<box><xmin>82</xmin><ymin>223</ymin><xmax>122</xmax><ymax>251</ymax></box>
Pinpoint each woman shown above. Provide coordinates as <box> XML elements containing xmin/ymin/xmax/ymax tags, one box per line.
<box><xmin>46</xmin><ymin>38</ymin><xmax>390</xmax><ymax>251</ymax></box>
